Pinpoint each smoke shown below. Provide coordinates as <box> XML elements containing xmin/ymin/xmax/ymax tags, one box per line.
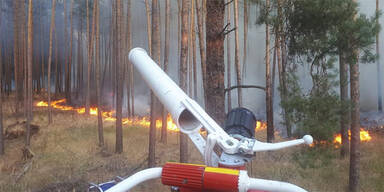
<box><xmin>0</xmin><ymin>0</ymin><xmax>381</xmax><ymax>120</ymax></box>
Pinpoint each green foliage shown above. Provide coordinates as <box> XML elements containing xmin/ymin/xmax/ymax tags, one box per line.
<box><xmin>282</xmin><ymin>69</ymin><xmax>342</xmax><ymax>141</ymax></box>
<box><xmin>292</xmin><ymin>146</ymin><xmax>336</xmax><ymax>169</ymax></box>
<box><xmin>255</xmin><ymin>0</ymin><xmax>381</xmax><ymax>141</ymax></box>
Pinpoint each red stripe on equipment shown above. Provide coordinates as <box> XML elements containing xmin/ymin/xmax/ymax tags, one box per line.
<box><xmin>161</xmin><ymin>162</ymin><xmax>205</xmax><ymax>190</ymax></box>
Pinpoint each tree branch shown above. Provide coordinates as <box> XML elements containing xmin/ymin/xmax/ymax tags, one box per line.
<box><xmin>225</xmin><ymin>85</ymin><xmax>266</xmax><ymax>93</ymax></box>
<box><xmin>224</xmin><ymin>0</ymin><xmax>234</xmax><ymax>6</ymax></box>
<box><xmin>223</xmin><ymin>27</ymin><xmax>237</xmax><ymax>36</ymax></box>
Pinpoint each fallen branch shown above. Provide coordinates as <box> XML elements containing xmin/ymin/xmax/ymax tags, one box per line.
<box><xmin>15</xmin><ymin>160</ymin><xmax>33</xmax><ymax>183</ymax></box>
<box><xmin>225</xmin><ymin>85</ymin><xmax>266</xmax><ymax>93</ymax></box>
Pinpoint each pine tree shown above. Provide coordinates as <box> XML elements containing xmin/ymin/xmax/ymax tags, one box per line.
<box><xmin>180</xmin><ymin>0</ymin><xmax>190</xmax><ymax>163</ymax></box>
<box><xmin>47</xmin><ymin>0</ymin><xmax>56</xmax><ymax>124</ymax></box>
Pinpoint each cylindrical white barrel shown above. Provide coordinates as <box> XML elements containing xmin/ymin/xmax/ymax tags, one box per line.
<box><xmin>128</xmin><ymin>48</ymin><xmax>202</xmax><ymax>133</ymax></box>
<box><xmin>105</xmin><ymin>168</ymin><xmax>163</xmax><ymax>192</ymax></box>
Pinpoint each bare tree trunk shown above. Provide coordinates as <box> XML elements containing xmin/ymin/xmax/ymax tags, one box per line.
<box><xmin>85</xmin><ymin>2</ymin><xmax>96</xmax><ymax>114</ymax></box>
<box><xmin>180</xmin><ymin>0</ymin><xmax>191</xmax><ymax>163</ymax></box>
<box><xmin>126</xmin><ymin>0</ymin><xmax>132</xmax><ymax>117</ymax></box>
<box><xmin>234</xmin><ymin>0</ymin><xmax>242</xmax><ymax>107</ymax></box>
<box><xmin>161</xmin><ymin>0</ymin><xmax>170</xmax><ymax>144</ymax></box>
<box><xmin>206</xmin><ymin>0</ymin><xmax>225</xmax><ymax>124</ymax></box>
<box><xmin>195</xmin><ymin>0</ymin><xmax>207</xmax><ymax>106</ymax></box>
<box><xmin>339</xmin><ymin>53</ymin><xmax>350</xmax><ymax>158</ymax></box>
<box><xmin>266</xmin><ymin>0</ymin><xmax>274</xmax><ymax>142</ymax></box>
<box><xmin>192</xmin><ymin>0</ymin><xmax>197</xmax><ymax>99</ymax></box>
<box><xmin>66</xmin><ymin>0</ymin><xmax>74</xmax><ymax>103</ymax></box>
<box><xmin>115</xmin><ymin>0</ymin><xmax>123</xmax><ymax>154</ymax></box>
<box><xmin>55</xmin><ymin>19</ymin><xmax>59</xmax><ymax>97</ymax></box>
<box><xmin>145</xmin><ymin>0</ymin><xmax>152</xmax><ymax>55</ymax></box>
<box><xmin>277</xmin><ymin>0</ymin><xmax>291</xmax><ymax>137</ymax></box>
<box><xmin>0</xmin><ymin>9</ymin><xmax>3</xmax><ymax>155</ymax></box>
<box><xmin>85</xmin><ymin>0</ymin><xmax>91</xmax><ymax>114</ymax></box>
<box><xmin>178</xmin><ymin>0</ymin><xmax>181</xmax><ymax>61</ymax></box>
<box><xmin>349</xmin><ymin>52</ymin><xmax>360</xmax><ymax>192</ymax></box>
<box><xmin>349</xmin><ymin>2</ymin><xmax>360</xmax><ymax>190</ymax></box>
<box><xmin>271</xmin><ymin>39</ymin><xmax>277</xmax><ymax>104</ymax></box>
<box><xmin>188</xmin><ymin>2</ymin><xmax>193</xmax><ymax>96</ymax></box>
<box><xmin>21</xmin><ymin>0</ymin><xmax>27</xmax><ymax>118</ymax></box>
<box><xmin>77</xmin><ymin>18</ymin><xmax>82</xmax><ymax>97</ymax></box>
<box><xmin>47</xmin><ymin>0</ymin><xmax>56</xmax><ymax>124</ymax></box>
<box><xmin>39</xmin><ymin>3</ymin><xmax>44</xmax><ymax>93</ymax></box>
<box><xmin>148</xmin><ymin>0</ymin><xmax>161</xmax><ymax>168</ymax></box>
<box><xmin>95</xmin><ymin>0</ymin><xmax>103</xmax><ymax>147</ymax></box>
<box><xmin>377</xmin><ymin>0</ymin><xmax>382</xmax><ymax>112</ymax></box>
<box><xmin>64</xmin><ymin>0</ymin><xmax>68</xmax><ymax>101</ymax></box>
<box><xmin>129</xmin><ymin>0</ymin><xmax>134</xmax><ymax>116</ymax></box>
<box><xmin>26</xmin><ymin>0</ymin><xmax>33</xmax><ymax>147</ymax></box>
<box><xmin>242</xmin><ymin>0</ymin><xmax>248</xmax><ymax>79</ymax></box>
<box><xmin>226</xmin><ymin>0</ymin><xmax>232</xmax><ymax>112</ymax></box>
<box><xmin>13</xmin><ymin>0</ymin><xmax>20</xmax><ymax>113</ymax></box>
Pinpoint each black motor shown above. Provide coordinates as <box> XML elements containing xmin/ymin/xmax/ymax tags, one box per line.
<box><xmin>224</xmin><ymin>107</ymin><xmax>256</xmax><ymax>139</ymax></box>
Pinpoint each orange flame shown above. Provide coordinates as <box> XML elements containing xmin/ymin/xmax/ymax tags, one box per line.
<box><xmin>310</xmin><ymin>128</ymin><xmax>372</xmax><ymax>147</ymax></box>
<box><xmin>35</xmin><ymin>99</ymin><xmax>179</xmax><ymax>132</ymax></box>
<box><xmin>333</xmin><ymin>128</ymin><xmax>372</xmax><ymax>144</ymax></box>
<box><xmin>36</xmin><ymin>99</ymin><xmax>267</xmax><ymax>133</ymax></box>
<box><xmin>256</xmin><ymin>121</ymin><xmax>267</xmax><ymax>132</ymax></box>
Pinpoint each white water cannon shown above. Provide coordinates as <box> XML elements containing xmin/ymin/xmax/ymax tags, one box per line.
<box><xmin>104</xmin><ymin>48</ymin><xmax>313</xmax><ymax>192</ymax></box>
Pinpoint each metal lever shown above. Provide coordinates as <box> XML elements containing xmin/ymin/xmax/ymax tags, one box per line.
<box><xmin>237</xmin><ymin>135</ymin><xmax>313</xmax><ymax>154</ymax></box>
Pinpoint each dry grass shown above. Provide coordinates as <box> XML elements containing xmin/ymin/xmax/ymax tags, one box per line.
<box><xmin>0</xmin><ymin>98</ymin><xmax>383</xmax><ymax>192</ymax></box>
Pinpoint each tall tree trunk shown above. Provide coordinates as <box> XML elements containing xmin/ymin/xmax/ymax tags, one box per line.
<box><xmin>265</xmin><ymin>0</ymin><xmax>274</xmax><ymax>142</ymax></box>
<box><xmin>242</xmin><ymin>0</ymin><xmax>248</xmax><ymax>80</ymax></box>
<box><xmin>64</xmin><ymin>0</ymin><xmax>68</xmax><ymax>101</ymax></box>
<box><xmin>339</xmin><ymin>53</ymin><xmax>350</xmax><ymax>158</ymax></box>
<box><xmin>39</xmin><ymin>3</ymin><xmax>44</xmax><ymax>93</ymax></box>
<box><xmin>195</xmin><ymin>0</ymin><xmax>207</xmax><ymax>106</ymax></box>
<box><xmin>349</xmin><ymin>52</ymin><xmax>360</xmax><ymax>192</ymax></box>
<box><xmin>21</xmin><ymin>0</ymin><xmax>27</xmax><ymax>118</ymax></box>
<box><xmin>145</xmin><ymin>0</ymin><xmax>152</xmax><ymax>55</ymax></box>
<box><xmin>376</xmin><ymin>0</ymin><xmax>382</xmax><ymax>112</ymax></box>
<box><xmin>234</xmin><ymin>0</ymin><xmax>242</xmax><ymax>107</ymax></box>
<box><xmin>125</xmin><ymin>0</ymin><xmax>132</xmax><ymax>117</ymax></box>
<box><xmin>54</xmin><ymin>17</ymin><xmax>60</xmax><ymax>97</ymax></box>
<box><xmin>85</xmin><ymin>0</ymin><xmax>90</xmax><ymax>114</ymax></box>
<box><xmin>0</xmin><ymin>9</ymin><xmax>3</xmax><ymax>155</ymax></box>
<box><xmin>149</xmin><ymin>0</ymin><xmax>160</xmax><ymax>168</ymax></box>
<box><xmin>188</xmin><ymin>1</ymin><xmax>193</xmax><ymax>96</ymax></box>
<box><xmin>13</xmin><ymin>0</ymin><xmax>20</xmax><ymax>113</ymax></box>
<box><xmin>55</xmin><ymin>18</ymin><xmax>59</xmax><ymax>97</ymax></box>
<box><xmin>180</xmin><ymin>0</ymin><xmax>190</xmax><ymax>163</ymax></box>
<box><xmin>226</xmin><ymin>0</ymin><xmax>232</xmax><ymax>112</ymax></box>
<box><xmin>277</xmin><ymin>0</ymin><xmax>291</xmax><ymax>137</ymax></box>
<box><xmin>129</xmin><ymin>0</ymin><xmax>134</xmax><ymax>116</ymax></box>
<box><xmin>66</xmin><ymin>0</ymin><xmax>74</xmax><ymax>103</ymax></box>
<box><xmin>115</xmin><ymin>0</ymin><xmax>123</xmax><ymax>154</ymax></box>
<box><xmin>86</xmin><ymin>0</ymin><xmax>95</xmax><ymax>115</ymax></box>
<box><xmin>77</xmin><ymin>18</ymin><xmax>82</xmax><ymax>97</ymax></box>
<box><xmin>192</xmin><ymin>0</ymin><xmax>197</xmax><ymax>99</ymax></box>
<box><xmin>47</xmin><ymin>0</ymin><xmax>56</xmax><ymax>124</ymax></box>
<box><xmin>349</xmin><ymin>1</ymin><xmax>360</xmax><ymax>190</ymax></box>
<box><xmin>95</xmin><ymin>0</ymin><xmax>103</xmax><ymax>147</ymax></box>
<box><xmin>26</xmin><ymin>0</ymin><xmax>33</xmax><ymax>147</ymax></box>
<box><xmin>206</xmin><ymin>0</ymin><xmax>225</xmax><ymax>124</ymax></box>
<box><xmin>178</xmin><ymin>0</ymin><xmax>181</xmax><ymax>61</ymax></box>
<box><xmin>161</xmin><ymin>0</ymin><xmax>170</xmax><ymax>144</ymax></box>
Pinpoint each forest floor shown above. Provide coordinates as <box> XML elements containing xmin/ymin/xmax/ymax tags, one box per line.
<box><xmin>0</xmin><ymin>96</ymin><xmax>383</xmax><ymax>192</ymax></box>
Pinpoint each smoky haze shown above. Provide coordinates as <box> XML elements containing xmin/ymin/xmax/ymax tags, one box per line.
<box><xmin>0</xmin><ymin>0</ymin><xmax>382</xmax><ymax>118</ymax></box>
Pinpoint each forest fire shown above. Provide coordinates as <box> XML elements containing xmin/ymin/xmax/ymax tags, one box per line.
<box><xmin>36</xmin><ymin>99</ymin><xmax>267</xmax><ymax>133</ymax></box>
<box><xmin>36</xmin><ymin>99</ymin><xmax>179</xmax><ymax>132</ymax></box>
<box><xmin>309</xmin><ymin>128</ymin><xmax>372</xmax><ymax>147</ymax></box>
<box><xmin>333</xmin><ymin>129</ymin><xmax>372</xmax><ymax>144</ymax></box>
